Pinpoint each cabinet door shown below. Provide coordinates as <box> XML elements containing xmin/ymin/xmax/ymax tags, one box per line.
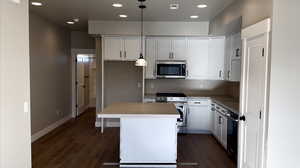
<box><xmin>145</xmin><ymin>38</ymin><xmax>156</xmax><ymax>79</ymax></box>
<box><xmin>208</xmin><ymin>37</ymin><xmax>225</xmax><ymax>80</ymax></box>
<box><xmin>230</xmin><ymin>59</ymin><xmax>241</xmax><ymax>81</ymax></box>
<box><xmin>224</xmin><ymin>36</ymin><xmax>233</xmax><ymax>80</ymax></box>
<box><xmin>221</xmin><ymin>116</ymin><xmax>228</xmax><ymax>149</ymax></box>
<box><xmin>231</xmin><ymin>33</ymin><xmax>242</xmax><ymax>59</ymax></box>
<box><xmin>172</xmin><ymin>37</ymin><xmax>187</xmax><ymax>60</ymax></box>
<box><xmin>123</xmin><ymin>36</ymin><xmax>140</xmax><ymax>61</ymax></box>
<box><xmin>157</xmin><ymin>38</ymin><xmax>172</xmax><ymax>60</ymax></box>
<box><xmin>187</xmin><ymin>105</ymin><xmax>211</xmax><ymax>131</ymax></box>
<box><xmin>104</xmin><ymin>36</ymin><xmax>123</xmax><ymax>60</ymax></box>
<box><xmin>187</xmin><ymin>38</ymin><xmax>209</xmax><ymax>79</ymax></box>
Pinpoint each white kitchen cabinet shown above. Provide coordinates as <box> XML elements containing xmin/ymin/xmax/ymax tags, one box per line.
<box><xmin>123</xmin><ymin>36</ymin><xmax>141</xmax><ymax>61</ymax></box>
<box><xmin>225</xmin><ymin>33</ymin><xmax>242</xmax><ymax>81</ymax></box>
<box><xmin>157</xmin><ymin>38</ymin><xmax>172</xmax><ymax>60</ymax></box>
<box><xmin>213</xmin><ymin>104</ymin><xmax>228</xmax><ymax>149</ymax></box>
<box><xmin>172</xmin><ymin>37</ymin><xmax>187</xmax><ymax>60</ymax></box>
<box><xmin>156</xmin><ymin>37</ymin><xmax>187</xmax><ymax>60</ymax></box>
<box><xmin>186</xmin><ymin>99</ymin><xmax>212</xmax><ymax>133</ymax></box>
<box><xmin>187</xmin><ymin>37</ymin><xmax>209</xmax><ymax>79</ymax></box>
<box><xmin>103</xmin><ymin>36</ymin><xmax>141</xmax><ymax>61</ymax></box>
<box><xmin>104</xmin><ymin>36</ymin><xmax>123</xmax><ymax>60</ymax></box>
<box><xmin>221</xmin><ymin>115</ymin><xmax>228</xmax><ymax>148</ymax></box>
<box><xmin>145</xmin><ymin>38</ymin><xmax>156</xmax><ymax>79</ymax></box>
<box><xmin>208</xmin><ymin>37</ymin><xmax>225</xmax><ymax>80</ymax></box>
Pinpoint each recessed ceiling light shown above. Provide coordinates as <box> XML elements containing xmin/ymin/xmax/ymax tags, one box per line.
<box><xmin>66</xmin><ymin>21</ymin><xmax>75</xmax><ymax>25</ymax></box>
<box><xmin>31</xmin><ymin>2</ymin><xmax>43</xmax><ymax>6</ymax></box>
<box><xmin>119</xmin><ymin>14</ymin><xmax>128</xmax><ymax>18</ymax></box>
<box><xmin>73</xmin><ymin>18</ymin><xmax>80</xmax><ymax>22</ymax></box>
<box><xmin>112</xmin><ymin>3</ymin><xmax>123</xmax><ymax>8</ymax></box>
<box><xmin>190</xmin><ymin>15</ymin><xmax>199</xmax><ymax>19</ymax></box>
<box><xmin>170</xmin><ymin>4</ymin><xmax>179</xmax><ymax>10</ymax></box>
<box><xmin>197</xmin><ymin>4</ymin><xmax>207</xmax><ymax>8</ymax></box>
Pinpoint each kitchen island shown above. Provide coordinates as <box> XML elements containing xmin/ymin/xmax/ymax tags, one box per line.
<box><xmin>97</xmin><ymin>103</ymin><xmax>180</xmax><ymax>165</ymax></box>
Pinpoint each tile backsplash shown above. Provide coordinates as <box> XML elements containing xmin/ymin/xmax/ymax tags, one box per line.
<box><xmin>145</xmin><ymin>79</ymin><xmax>239</xmax><ymax>97</ymax></box>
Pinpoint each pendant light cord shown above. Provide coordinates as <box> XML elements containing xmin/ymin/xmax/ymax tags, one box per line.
<box><xmin>139</xmin><ymin>1</ymin><xmax>146</xmax><ymax>59</ymax></box>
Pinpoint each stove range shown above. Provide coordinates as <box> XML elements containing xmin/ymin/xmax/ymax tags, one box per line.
<box><xmin>155</xmin><ymin>92</ymin><xmax>187</xmax><ymax>103</ymax></box>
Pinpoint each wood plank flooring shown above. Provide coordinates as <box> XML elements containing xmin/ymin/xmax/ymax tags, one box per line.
<box><xmin>32</xmin><ymin>108</ymin><xmax>236</xmax><ymax>168</ymax></box>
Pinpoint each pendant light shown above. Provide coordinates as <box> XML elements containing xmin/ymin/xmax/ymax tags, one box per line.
<box><xmin>135</xmin><ymin>0</ymin><xmax>147</xmax><ymax>67</ymax></box>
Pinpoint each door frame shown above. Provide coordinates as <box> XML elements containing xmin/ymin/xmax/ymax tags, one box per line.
<box><xmin>71</xmin><ymin>49</ymin><xmax>96</xmax><ymax>118</ymax></box>
<box><xmin>238</xmin><ymin>18</ymin><xmax>272</xmax><ymax>168</ymax></box>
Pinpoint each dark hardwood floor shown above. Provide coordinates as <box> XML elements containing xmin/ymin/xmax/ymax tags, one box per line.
<box><xmin>32</xmin><ymin>108</ymin><xmax>236</xmax><ymax>168</ymax></box>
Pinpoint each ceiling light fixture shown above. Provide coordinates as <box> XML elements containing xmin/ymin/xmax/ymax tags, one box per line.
<box><xmin>31</xmin><ymin>1</ymin><xmax>43</xmax><ymax>6</ymax></box>
<box><xmin>135</xmin><ymin>0</ymin><xmax>147</xmax><ymax>67</ymax></box>
<box><xmin>170</xmin><ymin>4</ymin><xmax>179</xmax><ymax>10</ymax></box>
<box><xmin>112</xmin><ymin>3</ymin><xmax>123</xmax><ymax>8</ymax></box>
<box><xmin>197</xmin><ymin>4</ymin><xmax>207</xmax><ymax>8</ymax></box>
<box><xmin>66</xmin><ymin>21</ymin><xmax>75</xmax><ymax>25</ymax></box>
<box><xmin>119</xmin><ymin>14</ymin><xmax>128</xmax><ymax>18</ymax></box>
<box><xmin>190</xmin><ymin>15</ymin><xmax>199</xmax><ymax>19</ymax></box>
<box><xmin>73</xmin><ymin>18</ymin><xmax>80</xmax><ymax>22</ymax></box>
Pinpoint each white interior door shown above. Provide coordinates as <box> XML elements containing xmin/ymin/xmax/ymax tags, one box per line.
<box><xmin>239</xmin><ymin>19</ymin><xmax>270</xmax><ymax>168</ymax></box>
<box><xmin>77</xmin><ymin>56</ymin><xmax>86</xmax><ymax>114</ymax></box>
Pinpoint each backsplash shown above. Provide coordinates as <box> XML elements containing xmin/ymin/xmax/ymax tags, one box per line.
<box><xmin>145</xmin><ymin>79</ymin><xmax>235</xmax><ymax>96</ymax></box>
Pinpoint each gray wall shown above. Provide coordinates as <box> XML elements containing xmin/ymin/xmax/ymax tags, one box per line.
<box><xmin>267</xmin><ymin>0</ymin><xmax>300</xmax><ymax>167</ymax></box>
<box><xmin>71</xmin><ymin>31</ymin><xmax>95</xmax><ymax>49</ymax></box>
<box><xmin>29</xmin><ymin>13</ymin><xmax>72</xmax><ymax>135</ymax></box>
<box><xmin>104</xmin><ymin>61</ymin><xmax>143</xmax><ymax>108</ymax></box>
<box><xmin>209</xmin><ymin>0</ymin><xmax>273</xmax><ymax>35</ymax></box>
<box><xmin>0</xmin><ymin>0</ymin><xmax>31</xmax><ymax>167</ymax></box>
<box><xmin>145</xmin><ymin>79</ymin><xmax>231</xmax><ymax>96</ymax></box>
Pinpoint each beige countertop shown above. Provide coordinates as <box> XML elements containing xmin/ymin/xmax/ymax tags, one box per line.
<box><xmin>97</xmin><ymin>103</ymin><xmax>179</xmax><ymax>118</ymax></box>
<box><xmin>144</xmin><ymin>93</ymin><xmax>240</xmax><ymax>114</ymax></box>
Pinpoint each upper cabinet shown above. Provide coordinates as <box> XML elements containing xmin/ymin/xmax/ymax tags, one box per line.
<box><xmin>208</xmin><ymin>37</ymin><xmax>225</xmax><ymax>80</ymax></box>
<box><xmin>145</xmin><ymin>38</ymin><xmax>156</xmax><ymax>79</ymax></box>
<box><xmin>156</xmin><ymin>37</ymin><xmax>187</xmax><ymax>60</ymax></box>
<box><xmin>103</xmin><ymin>36</ymin><xmax>140</xmax><ymax>61</ymax></box>
<box><xmin>186</xmin><ymin>37</ymin><xmax>209</xmax><ymax>79</ymax></box>
<box><xmin>225</xmin><ymin>33</ymin><xmax>242</xmax><ymax>81</ymax></box>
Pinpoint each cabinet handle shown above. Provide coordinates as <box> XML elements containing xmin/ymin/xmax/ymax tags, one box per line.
<box><xmin>228</xmin><ymin>71</ymin><xmax>230</xmax><ymax>79</ymax></box>
<box><xmin>169</xmin><ymin>52</ymin><xmax>172</xmax><ymax>59</ymax></box>
<box><xmin>236</xmin><ymin>48</ymin><xmax>240</xmax><ymax>57</ymax></box>
<box><xmin>120</xmin><ymin>51</ymin><xmax>122</xmax><ymax>58</ymax></box>
<box><xmin>172</xmin><ymin>52</ymin><xmax>174</xmax><ymax>59</ymax></box>
<box><xmin>124</xmin><ymin>51</ymin><xmax>127</xmax><ymax>59</ymax></box>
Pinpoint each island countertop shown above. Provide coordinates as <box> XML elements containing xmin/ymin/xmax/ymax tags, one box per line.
<box><xmin>97</xmin><ymin>103</ymin><xmax>180</xmax><ymax>118</ymax></box>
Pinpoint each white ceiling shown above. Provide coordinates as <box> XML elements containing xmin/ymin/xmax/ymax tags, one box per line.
<box><xmin>29</xmin><ymin>0</ymin><xmax>236</xmax><ymax>30</ymax></box>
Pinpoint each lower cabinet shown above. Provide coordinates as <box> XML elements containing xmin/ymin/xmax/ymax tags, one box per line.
<box><xmin>213</xmin><ymin>105</ymin><xmax>228</xmax><ymax>149</ymax></box>
<box><xmin>186</xmin><ymin>99</ymin><xmax>212</xmax><ymax>133</ymax></box>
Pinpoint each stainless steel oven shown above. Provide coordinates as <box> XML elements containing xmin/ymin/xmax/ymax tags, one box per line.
<box><xmin>156</xmin><ymin>60</ymin><xmax>187</xmax><ymax>79</ymax></box>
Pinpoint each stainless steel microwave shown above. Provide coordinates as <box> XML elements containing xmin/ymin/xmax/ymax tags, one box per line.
<box><xmin>156</xmin><ymin>60</ymin><xmax>187</xmax><ymax>79</ymax></box>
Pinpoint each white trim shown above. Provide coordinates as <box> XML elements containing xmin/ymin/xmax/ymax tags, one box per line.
<box><xmin>238</xmin><ymin>18</ymin><xmax>271</xmax><ymax>168</ymax></box>
<box><xmin>71</xmin><ymin>49</ymin><xmax>96</xmax><ymax>118</ymax></box>
<box><xmin>241</xmin><ymin>18</ymin><xmax>271</xmax><ymax>40</ymax></box>
<box><xmin>31</xmin><ymin>114</ymin><xmax>72</xmax><ymax>143</ymax></box>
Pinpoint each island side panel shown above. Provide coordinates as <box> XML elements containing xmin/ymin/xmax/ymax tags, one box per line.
<box><xmin>120</xmin><ymin>117</ymin><xmax>178</xmax><ymax>164</ymax></box>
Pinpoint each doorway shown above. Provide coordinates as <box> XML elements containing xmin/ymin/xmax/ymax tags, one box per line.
<box><xmin>72</xmin><ymin>49</ymin><xmax>96</xmax><ymax>118</ymax></box>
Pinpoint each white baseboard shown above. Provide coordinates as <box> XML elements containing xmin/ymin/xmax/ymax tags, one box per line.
<box><xmin>31</xmin><ymin>114</ymin><xmax>72</xmax><ymax>143</ymax></box>
<box><xmin>95</xmin><ymin>121</ymin><xmax>120</xmax><ymax>128</ymax></box>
